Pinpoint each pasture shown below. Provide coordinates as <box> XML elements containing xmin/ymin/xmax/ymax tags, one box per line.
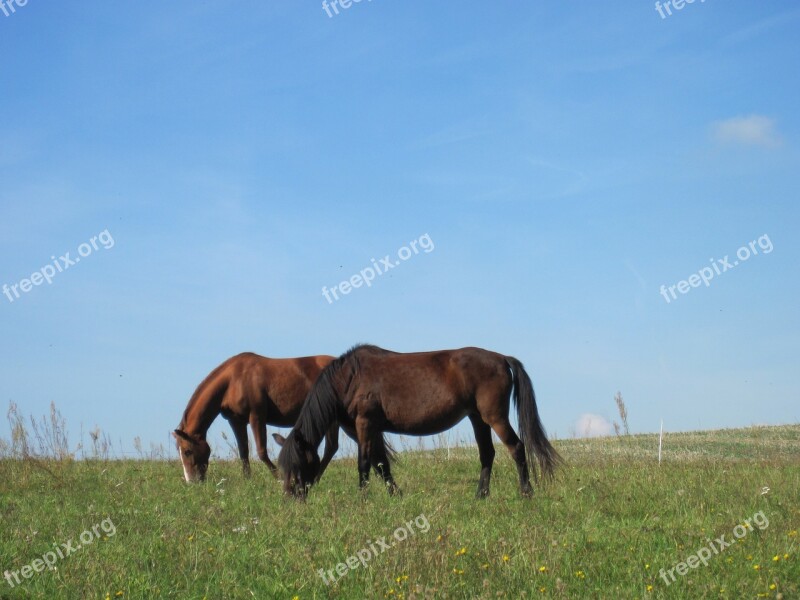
<box><xmin>3</xmin><ymin>3</ymin><xmax>797</xmax><ymax>599</ymax></box>
<box><xmin>1</xmin><ymin>423</ymin><xmax>798</xmax><ymax>599</ymax></box>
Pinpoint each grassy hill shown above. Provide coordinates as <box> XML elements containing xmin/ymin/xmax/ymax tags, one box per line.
<box><xmin>1</xmin><ymin>424</ymin><xmax>798</xmax><ymax>599</ymax></box>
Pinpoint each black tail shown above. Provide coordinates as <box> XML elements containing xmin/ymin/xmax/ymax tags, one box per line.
<box><xmin>382</xmin><ymin>435</ymin><xmax>398</xmax><ymax>463</ymax></box>
<box><xmin>506</xmin><ymin>356</ymin><xmax>562</xmax><ymax>481</ymax></box>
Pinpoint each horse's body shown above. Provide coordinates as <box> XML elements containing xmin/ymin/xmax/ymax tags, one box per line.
<box><xmin>276</xmin><ymin>344</ymin><xmax>561</xmax><ymax>498</ymax></box>
<box><xmin>174</xmin><ymin>352</ymin><xmax>337</xmax><ymax>482</ymax></box>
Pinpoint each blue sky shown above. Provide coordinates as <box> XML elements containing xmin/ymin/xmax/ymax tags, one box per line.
<box><xmin>1</xmin><ymin>1</ymin><xmax>798</xmax><ymax>460</ymax></box>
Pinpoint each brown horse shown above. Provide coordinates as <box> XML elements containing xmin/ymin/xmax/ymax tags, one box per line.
<box><xmin>275</xmin><ymin>344</ymin><xmax>561</xmax><ymax>499</ymax></box>
<box><xmin>173</xmin><ymin>352</ymin><xmax>338</xmax><ymax>483</ymax></box>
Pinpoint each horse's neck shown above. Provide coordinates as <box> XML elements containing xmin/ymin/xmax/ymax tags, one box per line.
<box><xmin>183</xmin><ymin>395</ymin><xmax>221</xmax><ymax>438</ymax></box>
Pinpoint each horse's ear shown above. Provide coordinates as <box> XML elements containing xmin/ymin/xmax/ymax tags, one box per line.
<box><xmin>272</xmin><ymin>433</ymin><xmax>287</xmax><ymax>447</ymax></box>
<box><xmin>173</xmin><ymin>429</ymin><xmax>196</xmax><ymax>444</ymax></box>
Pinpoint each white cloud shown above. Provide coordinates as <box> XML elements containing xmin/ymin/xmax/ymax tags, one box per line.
<box><xmin>711</xmin><ymin>115</ymin><xmax>782</xmax><ymax>148</ymax></box>
<box><xmin>574</xmin><ymin>413</ymin><xmax>613</xmax><ymax>438</ymax></box>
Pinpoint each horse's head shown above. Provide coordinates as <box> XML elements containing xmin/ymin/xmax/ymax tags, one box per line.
<box><xmin>172</xmin><ymin>429</ymin><xmax>211</xmax><ymax>483</ymax></box>
<box><xmin>274</xmin><ymin>430</ymin><xmax>320</xmax><ymax>499</ymax></box>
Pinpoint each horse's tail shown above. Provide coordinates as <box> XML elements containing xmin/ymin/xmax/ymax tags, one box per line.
<box><xmin>382</xmin><ymin>434</ymin><xmax>398</xmax><ymax>464</ymax></box>
<box><xmin>506</xmin><ymin>356</ymin><xmax>561</xmax><ymax>481</ymax></box>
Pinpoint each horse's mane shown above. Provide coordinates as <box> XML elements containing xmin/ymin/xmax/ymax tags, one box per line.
<box><xmin>298</xmin><ymin>343</ymin><xmax>382</xmax><ymax>442</ymax></box>
<box><xmin>278</xmin><ymin>344</ymin><xmax>389</xmax><ymax>471</ymax></box>
<box><xmin>177</xmin><ymin>358</ymin><xmax>232</xmax><ymax>432</ymax></box>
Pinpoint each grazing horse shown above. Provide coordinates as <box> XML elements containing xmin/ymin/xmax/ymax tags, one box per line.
<box><xmin>275</xmin><ymin>344</ymin><xmax>561</xmax><ymax>499</ymax></box>
<box><xmin>173</xmin><ymin>352</ymin><xmax>338</xmax><ymax>483</ymax></box>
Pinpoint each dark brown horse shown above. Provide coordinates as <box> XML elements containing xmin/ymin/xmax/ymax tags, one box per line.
<box><xmin>275</xmin><ymin>344</ymin><xmax>561</xmax><ymax>499</ymax></box>
<box><xmin>173</xmin><ymin>352</ymin><xmax>338</xmax><ymax>482</ymax></box>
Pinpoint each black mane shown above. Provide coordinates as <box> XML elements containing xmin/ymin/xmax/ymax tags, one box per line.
<box><xmin>277</xmin><ymin>344</ymin><xmax>386</xmax><ymax>473</ymax></box>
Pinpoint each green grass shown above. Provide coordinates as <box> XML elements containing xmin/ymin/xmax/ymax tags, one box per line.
<box><xmin>1</xmin><ymin>425</ymin><xmax>798</xmax><ymax>599</ymax></box>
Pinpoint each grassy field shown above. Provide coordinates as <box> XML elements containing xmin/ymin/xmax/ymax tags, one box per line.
<box><xmin>1</xmin><ymin>424</ymin><xmax>798</xmax><ymax>599</ymax></box>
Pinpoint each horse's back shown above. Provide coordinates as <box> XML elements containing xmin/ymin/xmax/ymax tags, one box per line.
<box><xmin>217</xmin><ymin>353</ymin><xmax>333</xmax><ymax>423</ymax></box>
<box><xmin>354</xmin><ymin>346</ymin><xmax>508</xmax><ymax>384</ymax></box>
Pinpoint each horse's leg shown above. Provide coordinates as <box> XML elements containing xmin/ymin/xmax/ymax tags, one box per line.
<box><xmin>469</xmin><ymin>414</ymin><xmax>496</xmax><ymax>499</ymax></box>
<box><xmin>249</xmin><ymin>414</ymin><xmax>278</xmax><ymax>477</ymax></box>
<box><xmin>355</xmin><ymin>418</ymin><xmax>372</xmax><ymax>490</ymax></box>
<box><xmin>488</xmin><ymin>419</ymin><xmax>532</xmax><ymax>498</ymax></box>
<box><xmin>370</xmin><ymin>436</ymin><xmax>399</xmax><ymax>496</ymax></box>
<box><xmin>230</xmin><ymin>419</ymin><xmax>251</xmax><ymax>478</ymax></box>
<box><xmin>317</xmin><ymin>423</ymin><xmax>339</xmax><ymax>482</ymax></box>
<box><xmin>357</xmin><ymin>444</ymin><xmax>370</xmax><ymax>489</ymax></box>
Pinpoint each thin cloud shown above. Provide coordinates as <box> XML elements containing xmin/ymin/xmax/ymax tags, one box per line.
<box><xmin>711</xmin><ymin>115</ymin><xmax>783</xmax><ymax>148</ymax></box>
<box><xmin>575</xmin><ymin>413</ymin><xmax>613</xmax><ymax>438</ymax></box>
<box><xmin>720</xmin><ymin>8</ymin><xmax>800</xmax><ymax>47</ymax></box>
<box><xmin>527</xmin><ymin>157</ymin><xmax>586</xmax><ymax>180</ymax></box>
<box><xmin>414</xmin><ymin>122</ymin><xmax>494</xmax><ymax>149</ymax></box>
